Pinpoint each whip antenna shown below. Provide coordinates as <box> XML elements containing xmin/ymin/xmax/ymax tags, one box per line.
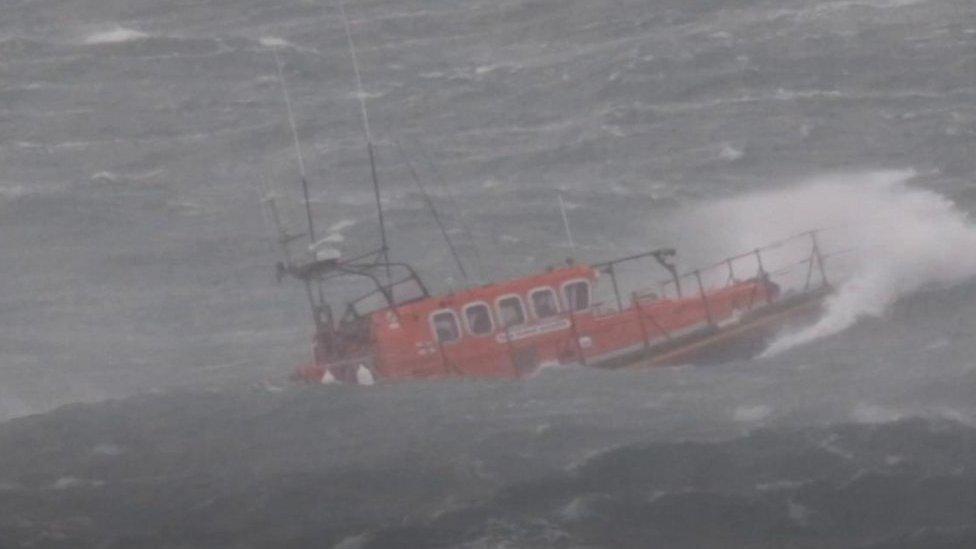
<box><xmin>395</xmin><ymin>141</ymin><xmax>469</xmax><ymax>283</ymax></box>
<box><xmin>558</xmin><ymin>191</ymin><xmax>577</xmax><ymax>253</ymax></box>
<box><xmin>271</xmin><ymin>45</ymin><xmax>317</xmax><ymax>246</ymax></box>
<box><xmin>415</xmin><ymin>142</ymin><xmax>487</xmax><ymax>282</ymax></box>
<box><xmin>338</xmin><ymin>1</ymin><xmax>390</xmax><ymax>273</ymax></box>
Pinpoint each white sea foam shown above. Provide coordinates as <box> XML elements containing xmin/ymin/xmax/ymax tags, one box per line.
<box><xmin>685</xmin><ymin>170</ymin><xmax>976</xmax><ymax>355</ymax></box>
<box><xmin>473</xmin><ymin>63</ymin><xmax>520</xmax><ymax>76</ymax></box>
<box><xmin>333</xmin><ymin>533</ymin><xmax>371</xmax><ymax>549</ymax></box>
<box><xmin>0</xmin><ymin>185</ymin><xmax>32</xmax><ymax>200</ymax></box>
<box><xmin>733</xmin><ymin>404</ymin><xmax>773</xmax><ymax>423</ymax></box>
<box><xmin>91</xmin><ymin>171</ymin><xmax>119</xmax><ymax>183</ymax></box>
<box><xmin>851</xmin><ymin>403</ymin><xmax>903</xmax><ymax>424</ymax></box>
<box><xmin>91</xmin><ymin>443</ymin><xmax>124</xmax><ymax>456</ymax></box>
<box><xmin>350</xmin><ymin>90</ymin><xmax>384</xmax><ymax>101</ymax></box>
<box><xmin>83</xmin><ymin>27</ymin><xmax>149</xmax><ymax>45</ymax></box>
<box><xmin>559</xmin><ymin>495</ymin><xmax>607</xmax><ymax>521</ymax></box>
<box><xmin>0</xmin><ymin>182</ymin><xmax>68</xmax><ymax>202</ymax></box>
<box><xmin>719</xmin><ymin>143</ymin><xmax>744</xmax><ymax>161</ymax></box>
<box><xmin>259</xmin><ymin>36</ymin><xmax>290</xmax><ymax>48</ymax></box>
<box><xmin>482</xmin><ymin>178</ymin><xmax>504</xmax><ymax>190</ymax></box>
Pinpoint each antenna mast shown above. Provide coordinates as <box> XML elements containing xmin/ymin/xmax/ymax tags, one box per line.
<box><xmin>270</xmin><ymin>45</ymin><xmax>329</xmax><ymax>330</ymax></box>
<box><xmin>338</xmin><ymin>1</ymin><xmax>390</xmax><ymax>271</ymax></box>
<box><xmin>271</xmin><ymin>46</ymin><xmax>317</xmax><ymax>246</ymax></box>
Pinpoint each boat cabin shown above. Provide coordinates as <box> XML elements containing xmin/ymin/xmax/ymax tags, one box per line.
<box><xmin>294</xmin><ymin>248</ymin><xmax>788</xmax><ymax>384</ymax></box>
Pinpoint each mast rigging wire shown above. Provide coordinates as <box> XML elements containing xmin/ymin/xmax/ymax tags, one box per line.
<box><xmin>394</xmin><ymin>141</ymin><xmax>469</xmax><ymax>283</ymax></box>
<box><xmin>414</xmin><ymin>142</ymin><xmax>487</xmax><ymax>282</ymax></box>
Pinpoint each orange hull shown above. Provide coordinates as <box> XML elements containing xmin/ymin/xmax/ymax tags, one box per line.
<box><xmin>295</xmin><ymin>262</ymin><xmax>825</xmax><ymax>384</ymax></box>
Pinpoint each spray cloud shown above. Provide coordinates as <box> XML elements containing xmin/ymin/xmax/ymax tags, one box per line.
<box><xmin>681</xmin><ymin>170</ymin><xmax>976</xmax><ymax>354</ymax></box>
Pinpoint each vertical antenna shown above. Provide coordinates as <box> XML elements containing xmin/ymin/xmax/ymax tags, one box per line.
<box><xmin>415</xmin><ymin>142</ymin><xmax>487</xmax><ymax>282</ymax></box>
<box><xmin>271</xmin><ymin>46</ymin><xmax>326</xmax><ymax>330</ymax></box>
<box><xmin>395</xmin><ymin>141</ymin><xmax>469</xmax><ymax>283</ymax></box>
<box><xmin>271</xmin><ymin>45</ymin><xmax>317</xmax><ymax>245</ymax></box>
<box><xmin>558</xmin><ymin>191</ymin><xmax>577</xmax><ymax>253</ymax></box>
<box><xmin>338</xmin><ymin>1</ymin><xmax>390</xmax><ymax>271</ymax></box>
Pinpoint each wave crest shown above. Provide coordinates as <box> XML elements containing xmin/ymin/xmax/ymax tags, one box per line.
<box><xmin>682</xmin><ymin>170</ymin><xmax>976</xmax><ymax>355</ymax></box>
<box><xmin>83</xmin><ymin>27</ymin><xmax>149</xmax><ymax>45</ymax></box>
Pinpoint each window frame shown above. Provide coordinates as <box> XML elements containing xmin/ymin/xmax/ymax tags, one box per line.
<box><xmin>528</xmin><ymin>286</ymin><xmax>561</xmax><ymax>319</ymax></box>
<box><xmin>462</xmin><ymin>301</ymin><xmax>495</xmax><ymax>337</ymax></box>
<box><xmin>494</xmin><ymin>293</ymin><xmax>527</xmax><ymax>328</ymax></box>
<box><xmin>561</xmin><ymin>278</ymin><xmax>592</xmax><ymax>312</ymax></box>
<box><xmin>429</xmin><ymin>308</ymin><xmax>462</xmax><ymax>344</ymax></box>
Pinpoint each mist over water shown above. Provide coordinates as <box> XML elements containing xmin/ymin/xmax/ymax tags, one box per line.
<box><xmin>3</xmin><ymin>0</ymin><xmax>976</xmax><ymax>546</ymax></box>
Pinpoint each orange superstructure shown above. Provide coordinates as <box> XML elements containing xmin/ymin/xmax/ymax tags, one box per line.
<box><xmin>289</xmin><ymin>233</ymin><xmax>830</xmax><ymax>385</ymax></box>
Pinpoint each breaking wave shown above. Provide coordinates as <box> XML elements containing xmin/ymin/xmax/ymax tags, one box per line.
<box><xmin>83</xmin><ymin>27</ymin><xmax>150</xmax><ymax>45</ymax></box>
<box><xmin>684</xmin><ymin>170</ymin><xmax>976</xmax><ymax>355</ymax></box>
<box><xmin>258</xmin><ymin>36</ymin><xmax>290</xmax><ymax>48</ymax></box>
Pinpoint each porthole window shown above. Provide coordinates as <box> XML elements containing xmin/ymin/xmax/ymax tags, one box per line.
<box><xmin>563</xmin><ymin>280</ymin><xmax>590</xmax><ymax>311</ymax></box>
<box><xmin>430</xmin><ymin>310</ymin><xmax>460</xmax><ymax>343</ymax></box>
<box><xmin>464</xmin><ymin>303</ymin><xmax>494</xmax><ymax>336</ymax></box>
<box><xmin>497</xmin><ymin>295</ymin><xmax>526</xmax><ymax>327</ymax></box>
<box><xmin>530</xmin><ymin>287</ymin><xmax>560</xmax><ymax>318</ymax></box>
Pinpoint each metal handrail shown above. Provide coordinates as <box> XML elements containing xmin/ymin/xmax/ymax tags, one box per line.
<box><xmin>395</xmin><ymin>230</ymin><xmax>839</xmax><ymax>375</ymax></box>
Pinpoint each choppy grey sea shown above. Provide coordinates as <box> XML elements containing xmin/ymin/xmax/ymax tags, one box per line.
<box><xmin>2</xmin><ymin>0</ymin><xmax>976</xmax><ymax>547</ymax></box>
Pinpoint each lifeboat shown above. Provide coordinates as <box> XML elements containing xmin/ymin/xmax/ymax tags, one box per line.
<box><xmin>258</xmin><ymin>7</ymin><xmax>835</xmax><ymax>385</ymax></box>
<box><xmin>262</xmin><ymin>18</ymin><xmax>833</xmax><ymax>385</ymax></box>
<box><xmin>286</xmin><ymin>231</ymin><xmax>832</xmax><ymax>384</ymax></box>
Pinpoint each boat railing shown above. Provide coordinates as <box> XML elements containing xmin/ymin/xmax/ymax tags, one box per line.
<box><xmin>533</xmin><ymin>231</ymin><xmax>833</xmax><ymax>370</ymax></box>
<box><xmin>428</xmin><ymin>231</ymin><xmax>841</xmax><ymax>377</ymax></box>
<box><xmin>651</xmin><ymin>229</ymin><xmax>831</xmax><ymax>298</ymax></box>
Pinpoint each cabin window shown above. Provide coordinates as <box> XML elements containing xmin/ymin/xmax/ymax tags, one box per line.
<box><xmin>563</xmin><ymin>280</ymin><xmax>590</xmax><ymax>311</ymax></box>
<box><xmin>497</xmin><ymin>295</ymin><xmax>526</xmax><ymax>328</ymax></box>
<box><xmin>530</xmin><ymin>287</ymin><xmax>560</xmax><ymax>318</ymax></box>
<box><xmin>464</xmin><ymin>303</ymin><xmax>494</xmax><ymax>336</ymax></box>
<box><xmin>430</xmin><ymin>310</ymin><xmax>460</xmax><ymax>343</ymax></box>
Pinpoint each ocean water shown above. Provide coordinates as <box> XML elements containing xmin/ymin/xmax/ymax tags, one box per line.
<box><xmin>2</xmin><ymin>0</ymin><xmax>976</xmax><ymax>547</ymax></box>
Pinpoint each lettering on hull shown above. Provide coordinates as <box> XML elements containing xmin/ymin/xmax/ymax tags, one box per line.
<box><xmin>495</xmin><ymin>318</ymin><xmax>571</xmax><ymax>343</ymax></box>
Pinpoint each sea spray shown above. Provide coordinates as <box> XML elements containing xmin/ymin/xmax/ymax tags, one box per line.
<box><xmin>678</xmin><ymin>170</ymin><xmax>976</xmax><ymax>354</ymax></box>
